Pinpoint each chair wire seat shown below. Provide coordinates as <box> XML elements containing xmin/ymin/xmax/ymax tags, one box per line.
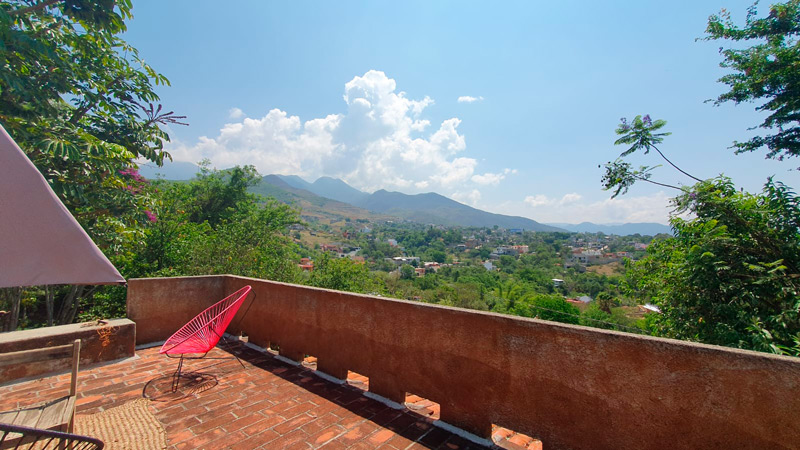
<box><xmin>159</xmin><ymin>285</ymin><xmax>252</xmax><ymax>391</ymax></box>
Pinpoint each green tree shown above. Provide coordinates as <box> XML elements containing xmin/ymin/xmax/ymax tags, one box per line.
<box><xmin>185</xmin><ymin>162</ymin><xmax>260</xmax><ymax>226</ymax></box>
<box><xmin>705</xmin><ymin>1</ymin><xmax>800</xmax><ymax>162</ymax></box>
<box><xmin>310</xmin><ymin>254</ymin><xmax>375</xmax><ymax>293</ymax></box>
<box><xmin>601</xmin><ymin>115</ymin><xmax>698</xmax><ymax>198</ymax></box>
<box><xmin>441</xmin><ymin>282</ymin><xmax>487</xmax><ymax>310</ymax></box>
<box><xmin>427</xmin><ymin>249</ymin><xmax>447</xmax><ymax>264</ymax></box>
<box><xmin>627</xmin><ymin>178</ymin><xmax>800</xmax><ymax>354</ymax></box>
<box><xmin>135</xmin><ymin>166</ymin><xmax>302</xmax><ymax>282</ymax></box>
<box><xmin>595</xmin><ymin>291</ymin><xmax>614</xmax><ymax>314</ymax></box>
<box><xmin>0</xmin><ymin>0</ymin><xmax>184</xmax><ymax>231</ymax></box>
<box><xmin>580</xmin><ymin>304</ymin><xmax>615</xmax><ymax>330</ymax></box>
<box><xmin>0</xmin><ymin>0</ymin><xmax>183</xmax><ymax>329</ymax></box>
<box><xmin>493</xmin><ymin>280</ymin><xmax>531</xmax><ymax>311</ymax></box>
<box><xmin>400</xmin><ymin>264</ymin><xmax>415</xmax><ymax>280</ymax></box>
<box><xmin>511</xmin><ymin>293</ymin><xmax>580</xmax><ymax>325</ymax></box>
<box><xmin>602</xmin><ymin>114</ymin><xmax>800</xmax><ymax>354</ymax></box>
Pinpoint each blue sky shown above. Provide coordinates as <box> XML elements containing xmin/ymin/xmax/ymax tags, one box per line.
<box><xmin>125</xmin><ymin>0</ymin><xmax>799</xmax><ymax>224</ymax></box>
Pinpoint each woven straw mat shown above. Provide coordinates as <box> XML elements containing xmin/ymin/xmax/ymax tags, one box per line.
<box><xmin>75</xmin><ymin>399</ymin><xmax>167</xmax><ymax>450</ymax></box>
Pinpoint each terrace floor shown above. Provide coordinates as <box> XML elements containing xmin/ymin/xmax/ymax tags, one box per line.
<box><xmin>0</xmin><ymin>340</ymin><xmax>540</xmax><ymax>450</ymax></box>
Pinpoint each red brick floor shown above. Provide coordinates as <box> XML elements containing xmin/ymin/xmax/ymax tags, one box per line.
<box><xmin>0</xmin><ymin>340</ymin><xmax>501</xmax><ymax>450</ymax></box>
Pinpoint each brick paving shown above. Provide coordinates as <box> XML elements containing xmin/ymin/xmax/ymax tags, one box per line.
<box><xmin>0</xmin><ymin>340</ymin><xmax>506</xmax><ymax>450</ymax></box>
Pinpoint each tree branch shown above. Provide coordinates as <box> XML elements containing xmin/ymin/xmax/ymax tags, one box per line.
<box><xmin>8</xmin><ymin>0</ymin><xmax>62</xmax><ymax>16</ymax></box>
<box><xmin>635</xmin><ymin>175</ymin><xmax>684</xmax><ymax>191</ymax></box>
<box><xmin>69</xmin><ymin>76</ymin><xmax>124</xmax><ymax>124</ymax></box>
<box><xmin>650</xmin><ymin>144</ymin><xmax>704</xmax><ymax>182</ymax></box>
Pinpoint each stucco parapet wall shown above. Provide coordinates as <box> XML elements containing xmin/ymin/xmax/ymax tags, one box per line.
<box><xmin>128</xmin><ymin>275</ymin><xmax>800</xmax><ymax>450</ymax></box>
<box><xmin>0</xmin><ymin>318</ymin><xmax>135</xmax><ymax>385</ymax></box>
<box><xmin>127</xmin><ymin>275</ymin><xmax>226</xmax><ymax>344</ymax></box>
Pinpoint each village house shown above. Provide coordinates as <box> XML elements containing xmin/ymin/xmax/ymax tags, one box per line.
<box><xmin>510</xmin><ymin>245</ymin><xmax>529</xmax><ymax>254</ymax></box>
<box><xmin>495</xmin><ymin>246</ymin><xmax>519</xmax><ymax>257</ymax></box>
<box><xmin>321</xmin><ymin>243</ymin><xmax>343</xmax><ymax>253</ymax></box>
<box><xmin>423</xmin><ymin>262</ymin><xmax>441</xmax><ymax>272</ymax></box>
<box><xmin>298</xmin><ymin>257</ymin><xmax>314</xmax><ymax>271</ymax></box>
<box><xmin>387</xmin><ymin>256</ymin><xmax>420</xmax><ymax>266</ymax></box>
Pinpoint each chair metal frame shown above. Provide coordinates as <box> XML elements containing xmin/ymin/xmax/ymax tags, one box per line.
<box><xmin>159</xmin><ymin>285</ymin><xmax>252</xmax><ymax>391</ymax></box>
<box><xmin>0</xmin><ymin>422</ymin><xmax>104</xmax><ymax>450</ymax></box>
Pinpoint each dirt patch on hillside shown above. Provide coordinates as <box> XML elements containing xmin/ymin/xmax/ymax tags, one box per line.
<box><xmin>586</xmin><ymin>261</ymin><xmax>623</xmax><ymax>276</ymax></box>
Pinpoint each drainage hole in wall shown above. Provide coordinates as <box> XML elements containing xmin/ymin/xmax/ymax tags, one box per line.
<box><xmin>491</xmin><ymin>424</ymin><xmax>543</xmax><ymax>450</ymax></box>
<box><xmin>302</xmin><ymin>355</ymin><xmax>318</xmax><ymax>370</ymax></box>
<box><xmin>346</xmin><ymin>370</ymin><xmax>369</xmax><ymax>391</ymax></box>
<box><xmin>404</xmin><ymin>393</ymin><xmax>440</xmax><ymax>420</ymax></box>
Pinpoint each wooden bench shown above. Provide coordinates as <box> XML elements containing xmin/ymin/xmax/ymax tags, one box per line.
<box><xmin>0</xmin><ymin>339</ymin><xmax>80</xmax><ymax>438</ymax></box>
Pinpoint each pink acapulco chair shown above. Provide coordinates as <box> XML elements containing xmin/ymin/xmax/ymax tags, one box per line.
<box><xmin>160</xmin><ymin>285</ymin><xmax>252</xmax><ymax>391</ymax></box>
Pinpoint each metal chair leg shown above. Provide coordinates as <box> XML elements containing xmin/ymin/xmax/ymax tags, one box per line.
<box><xmin>171</xmin><ymin>354</ymin><xmax>184</xmax><ymax>392</ymax></box>
<box><xmin>220</xmin><ymin>333</ymin><xmax>246</xmax><ymax>370</ymax></box>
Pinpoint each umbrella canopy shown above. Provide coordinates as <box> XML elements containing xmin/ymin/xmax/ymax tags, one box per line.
<box><xmin>0</xmin><ymin>125</ymin><xmax>125</xmax><ymax>288</ymax></box>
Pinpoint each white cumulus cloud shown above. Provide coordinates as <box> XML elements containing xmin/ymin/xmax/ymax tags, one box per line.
<box><xmin>560</xmin><ymin>193</ymin><xmax>582</xmax><ymax>205</ymax></box>
<box><xmin>512</xmin><ymin>191</ymin><xmax>672</xmax><ymax>224</ymax></box>
<box><xmin>228</xmin><ymin>107</ymin><xmax>245</xmax><ymax>119</ymax></box>
<box><xmin>457</xmin><ymin>95</ymin><xmax>484</xmax><ymax>103</ymax></box>
<box><xmin>524</xmin><ymin>194</ymin><xmax>554</xmax><ymax>207</ymax></box>
<box><xmin>451</xmin><ymin>189</ymin><xmax>482</xmax><ymax>206</ymax></box>
<box><xmin>472</xmin><ymin>168</ymin><xmax>517</xmax><ymax>185</ymax></box>
<box><xmin>169</xmin><ymin>70</ymin><xmax>493</xmax><ymax>194</ymax></box>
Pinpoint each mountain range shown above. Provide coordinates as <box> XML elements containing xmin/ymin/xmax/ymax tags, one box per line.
<box><xmin>137</xmin><ymin>162</ymin><xmax>668</xmax><ymax>235</ymax></box>
<box><xmin>546</xmin><ymin>222</ymin><xmax>672</xmax><ymax>235</ymax></box>
<box><xmin>261</xmin><ymin>176</ymin><xmax>562</xmax><ymax>231</ymax></box>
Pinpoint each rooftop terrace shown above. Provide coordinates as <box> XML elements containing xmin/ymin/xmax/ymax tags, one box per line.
<box><xmin>0</xmin><ymin>340</ymin><xmax>507</xmax><ymax>450</ymax></box>
<box><xmin>1</xmin><ymin>274</ymin><xmax>799</xmax><ymax>449</ymax></box>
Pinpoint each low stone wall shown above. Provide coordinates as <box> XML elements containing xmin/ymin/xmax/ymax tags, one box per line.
<box><xmin>128</xmin><ymin>275</ymin><xmax>800</xmax><ymax>450</ymax></box>
<box><xmin>0</xmin><ymin>318</ymin><xmax>135</xmax><ymax>384</ymax></box>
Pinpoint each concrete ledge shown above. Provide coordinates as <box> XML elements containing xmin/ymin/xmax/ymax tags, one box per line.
<box><xmin>0</xmin><ymin>318</ymin><xmax>135</xmax><ymax>384</ymax></box>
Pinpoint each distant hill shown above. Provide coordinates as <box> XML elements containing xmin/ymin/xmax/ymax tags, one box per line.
<box><xmin>310</xmin><ymin>177</ymin><xmax>369</xmax><ymax>205</ymax></box>
<box><xmin>251</xmin><ymin>176</ymin><xmax>385</xmax><ymax>223</ymax></box>
<box><xmin>354</xmin><ymin>190</ymin><xmax>564</xmax><ymax>231</ymax></box>
<box><xmin>547</xmin><ymin>222</ymin><xmax>671</xmax><ymax>236</ymax></box>
<box><xmin>273</xmin><ymin>174</ymin><xmax>370</xmax><ymax>205</ymax></box>
<box><xmin>275</xmin><ymin>175</ymin><xmax>313</xmax><ymax>191</ymax></box>
<box><xmin>162</xmin><ymin>168</ymin><xmax>563</xmax><ymax>231</ymax></box>
<box><xmin>264</xmin><ymin>176</ymin><xmax>563</xmax><ymax>231</ymax></box>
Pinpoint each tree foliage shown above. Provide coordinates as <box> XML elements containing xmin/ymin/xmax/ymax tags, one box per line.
<box><xmin>309</xmin><ymin>253</ymin><xmax>375</xmax><ymax>293</ymax></box>
<box><xmin>601</xmin><ymin>115</ymin><xmax>698</xmax><ymax>198</ymax></box>
<box><xmin>627</xmin><ymin>178</ymin><xmax>800</xmax><ymax>354</ymax></box>
<box><xmin>705</xmin><ymin>1</ymin><xmax>800</xmax><ymax>162</ymax></box>
<box><xmin>0</xmin><ymin>0</ymin><xmax>187</xmax><ymax>329</ymax></box>
<box><xmin>0</xmin><ymin>0</ymin><xmax>185</xmax><ymax>235</ymax></box>
<box><xmin>511</xmin><ymin>293</ymin><xmax>581</xmax><ymax>325</ymax></box>
<box><xmin>134</xmin><ymin>166</ymin><xmax>302</xmax><ymax>282</ymax></box>
<box><xmin>597</xmin><ymin>2</ymin><xmax>800</xmax><ymax>356</ymax></box>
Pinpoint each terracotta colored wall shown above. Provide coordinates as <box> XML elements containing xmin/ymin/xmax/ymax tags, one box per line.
<box><xmin>128</xmin><ymin>275</ymin><xmax>800</xmax><ymax>450</ymax></box>
<box><xmin>127</xmin><ymin>276</ymin><xmax>226</xmax><ymax>344</ymax></box>
<box><xmin>0</xmin><ymin>318</ymin><xmax>135</xmax><ymax>384</ymax></box>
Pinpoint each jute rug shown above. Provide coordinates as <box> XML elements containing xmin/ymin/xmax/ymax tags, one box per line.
<box><xmin>75</xmin><ymin>399</ymin><xmax>167</xmax><ymax>450</ymax></box>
